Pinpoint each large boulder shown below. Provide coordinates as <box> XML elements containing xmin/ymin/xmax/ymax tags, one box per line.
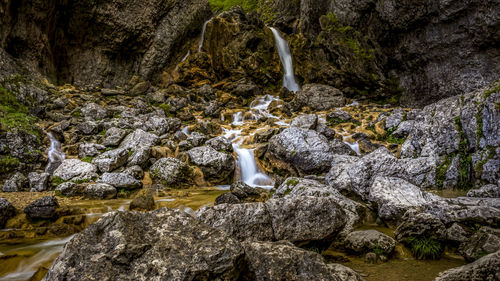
<box><xmin>0</xmin><ymin>198</ymin><xmax>16</xmax><ymax>228</ymax></box>
<box><xmin>394</xmin><ymin>209</ymin><xmax>447</xmax><ymax>241</ymax></box>
<box><xmin>458</xmin><ymin>227</ymin><xmax>500</xmax><ymax>262</ymax></box>
<box><xmin>344</xmin><ymin>230</ymin><xmax>396</xmax><ymax>255</ymax></box>
<box><xmin>291</xmin><ymin>84</ymin><xmax>346</xmax><ymax>111</ymax></box>
<box><xmin>53</xmin><ymin>159</ymin><xmax>98</xmax><ymax>181</ymax></box>
<box><xmin>2</xmin><ymin>172</ymin><xmax>28</xmax><ymax>192</ymax></box>
<box><xmin>28</xmin><ymin>172</ymin><xmax>50</xmax><ymax>192</ymax></box>
<box><xmin>467</xmin><ymin>184</ymin><xmax>500</xmax><ymax>198</ymax></box>
<box><xmin>187</xmin><ymin>146</ymin><xmax>235</xmax><ymax>184</ymax></box>
<box><xmin>119</xmin><ymin>129</ymin><xmax>159</xmax><ymax>167</ymax></box>
<box><xmin>55</xmin><ymin>182</ymin><xmax>84</xmax><ymax>197</ymax></box>
<box><xmin>24</xmin><ymin>196</ymin><xmax>59</xmax><ymax>220</ymax></box>
<box><xmin>44</xmin><ymin>208</ymin><xmax>245</xmax><ymax>281</ymax></box>
<box><xmin>434</xmin><ymin>250</ymin><xmax>500</xmax><ymax>281</ymax></box>
<box><xmin>103</xmin><ymin>127</ymin><xmax>128</xmax><ymax>147</ymax></box>
<box><xmin>149</xmin><ymin>157</ymin><xmax>192</xmax><ymax>187</ymax></box>
<box><xmin>92</xmin><ymin>148</ymin><xmax>129</xmax><ymax>173</ymax></box>
<box><xmin>85</xmin><ymin>183</ymin><xmax>117</xmax><ymax>200</ymax></box>
<box><xmin>267</xmin><ymin>127</ymin><xmax>350</xmax><ymax>175</ymax></box>
<box><xmin>99</xmin><ymin>173</ymin><xmax>142</xmax><ymax>190</ymax></box>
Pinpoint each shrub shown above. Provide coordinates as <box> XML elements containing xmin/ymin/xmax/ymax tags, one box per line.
<box><xmin>405</xmin><ymin>237</ymin><xmax>443</xmax><ymax>260</ymax></box>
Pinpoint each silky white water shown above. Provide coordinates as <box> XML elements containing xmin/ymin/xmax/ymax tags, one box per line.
<box><xmin>270</xmin><ymin>27</ymin><xmax>300</xmax><ymax>92</ymax></box>
<box><xmin>47</xmin><ymin>133</ymin><xmax>65</xmax><ymax>164</ymax></box>
<box><xmin>233</xmin><ymin>145</ymin><xmax>273</xmax><ymax>189</ymax></box>
<box><xmin>198</xmin><ymin>17</ymin><xmax>213</xmax><ymax>52</ymax></box>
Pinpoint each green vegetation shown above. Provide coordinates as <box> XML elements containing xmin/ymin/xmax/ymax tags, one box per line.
<box><xmin>73</xmin><ymin>178</ymin><xmax>92</xmax><ymax>184</ymax></box>
<box><xmin>373</xmin><ymin>245</ymin><xmax>384</xmax><ymax>256</ymax></box>
<box><xmin>483</xmin><ymin>83</ymin><xmax>500</xmax><ymax>98</ymax></box>
<box><xmin>81</xmin><ymin>156</ymin><xmax>94</xmax><ymax>163</ymax></box>
<box><xmin>375</xmin><ymin>127</ymin><xmax>405</xmax><ymax>144</ymax></box>
<box><xmin>286</xmin><ymin>178</ymin><xmax>300</xmax><ymax>186</ymax></box>
<box><xmin>51</xmin><ymin>176</ymin><xmax>65</xmax><ymax>186</ymax></box>
<box><xmin>454</xmin><ymin>116</ymin><xmax>472</xmax><ymax>190</ymax></box>
<box><xmin>405</xmin><ymin>237</ymin><xmax>443</xmax><ymax>260</ymax></box>
<box><xmin>208</xmin><ymin>0</ymin><xmax>258</xmax><ymax>12</ymax></box>
<box><xmin>436</xmin><ymin>156</ymin><xmax>452</xmax><ymax>188</ymax></box>
<box><xmin>0</xmin><ymin>156</ymin><xmax>20</xmax><ymax>174</ymax></box>
<box><xmin>0</xmin><ymin>86</ymin><xmax>39</xmax><ymax>136</ymax></box>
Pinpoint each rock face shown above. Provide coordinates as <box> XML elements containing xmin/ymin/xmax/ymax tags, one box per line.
<box><xmin>267</xmin><ymin>127</ymin><xmax>349</xmax><ymax>175</ymax></box>
<box><xmin>53</xmin><ymin>159</ymin><xmax>98</xmax><ymax>181</ymax></box>
<box><xmin>0</xmin><ymin>0</ymin><xmax>212</xmax><ymax>87</ymax></box>
<box><xmin>24</xmin><ymin>196</ymin><xmax>59</xmax><ymax>220</ymax></box>
<box><xmin>187</xmin><ymin>146</ymin><xmax>235</xmax><ymax>184</ymax></box>
<box><xmin>434</xmin><ymin>250</ymin><xmax>500</xmax><ymax>281</ymax></box>
<box><xmin>344</xmin><ymin>230</ymin><xmax>396</xmax><ymax>255</ymax></box>
<box><xmin>149</xmin><ymin>157</ymin><xmax>192</xmax><ymax>187</ymax></box>
<box><xmin>0</xmin><ymin>198</ymin><xmax>16</xmax><ymax>228</ymax></box>
<box><xmin>44</xmin><ymin>208</ymin><xmax>245</xmax><ymax>281</ymax></box>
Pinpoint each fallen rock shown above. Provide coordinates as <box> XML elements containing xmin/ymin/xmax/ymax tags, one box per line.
<box><xmin>129</xmin><ymin>189</ymin><xmax>156</xmax><ymax>211</ymax></box>
<box><xmin>290</xmin><ymin>114</ymin><xmax>318</xmax><ymax>130</ymax></box>
<box><xmin>187</xmin><ymin>146</ymin><xmax>235</xmax><ymax>184</ymax></box>
<box><xmin>55</xmin><ymin>182</ymin><xmax>84</xmax><ymax>197</ymax></box>
<box><xmin>28</xmin><ymin>172</ymin><xmax>50</xmax><ymax>192</ymax></box>
<box><xmin>434</xmin><ymin>250</ymin><xmax>500</xmax><ymax>281</ymax></box>
<box><xmin>119</xmin><ymin>129</ymin><xmax>159</xmax><ymax>167</ymax></box>
<box><xmin>293</xmin><ymin>84</ymin><xmax>346</xmax><ymax>110</ymax></box>
<box><xmin>85</xmin><ymin>183</ymin><xmax>117</xmax><ymax>200</ymax></box>
<box><xmin>467</xmin><ymin>184</ymin><xmax>500</xmax><ymax>198</ymax></box>
<box><xmin>44</xmin><ymin>208</ymin><xmax>245</xmax><ymax>281</ymax></box>
<box><xmin>149</xmin><ymin>157</ymin><xmax>192</xmax><ymax>187</ymax></box>
<box><xmin>53</xmin><ymin>159</ymin><xmax>98</xmax><ymax>181</ymax></box>
<box><xmin>394</xmin><ymin>209</ymin><xmax>447</xmax><ymax>241</ymax></box>
<box><xmin>205</xmin><ymin>136</ymin><xmax>233</xmax><ymax>152</ymax></box>
<box><xmin>24</xmin><ymin>196</ymin><xmax>59</xmax><ymax>220</ymax></box>
<box><xmin>103</xmin><ymin>127</ymin><xmax>128</xmax><ymax>146</ymax></box>
<box><xmin>344</xmin><ymin>230</ymin><xmax>396</xmax><ymax>255</ymax></box>
<box><xmin>2</xmin><ymin>172</ymin><xmax>28</xmax><ymax>192</ymax></box>
<box><xmin>0</xmin><ymin>198</ymin><xmax>15</xmax><ymax>228</ymax></box>
<box><xmin>78</xmin><ymin>142</ymin><xmax>106</xmax><ymax>158</ymax></box>
<box><xmin>99</xmin><ymin>173</ymin><xmax>142</xmax><ymax>190</ymax></box>
<box><xmin>459</xmin><ymin>227</ymin><xmax>500</xmax><ymax>262</ymax></box>
<box><xmin>92</xmin><ymin>148</ymin><xmax>129</xmax><ymax>173</ymax></box>
<box><xmin>215</xmin><ymin>193</ymin><xmax>241</xmax><ymax>205</ymax></box>
<box><xmin>81</xmin><ymin>102</ymin><xmax>107</xmax><ymax>120</ymax></box>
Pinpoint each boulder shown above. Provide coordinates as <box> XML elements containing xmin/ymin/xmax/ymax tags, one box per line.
<box><xmin>394</xmin><ymin>209</ymin><xmax>447</xmax><ymax>241</ymax></box>
<box><xmin>215</xmin><ymin>193</ymin><xmax>241</xmax><ymax>205</ymax></box>
<box><xmin>99</xmin><ymin>173</ymin><xmax>142</xmax><ymax>190</ymax></box>
<box><xmin>149</xmin><ymin>157</ymin><xmax>192</xmax><ymax>187</ymax></box>
<box><xmin>267</xmin><ymin>127</ymin><xmax>345</xmax><ymax>175</ymax></box>
<box><xmin>290</xmin><ymin>114</ymin><xmax>318</xmax><ymax>130</ymax></box>
<box><xmin>243</xmin><ymin>240</ymin><xmax>360</xmax><ymax>281</ymax></box>
<box><xmin>81</xmin><ymin>102</ymin><xmax>107</xmax><ymax>120</ymax></box>
<box><xmin>24</xmin><ymin>196</ymin><xmax>59</xmax><ymax>220</ymax></box>
<box><xmin>327</xmin><ymin>110</ymin><xmax>352</xmax><ymax>122</ymax></box>
<box><xmin>385</xmin><ymin>109</ymin><xmax>405</xmax><ymax>129</ymax></box>
<box><xmin>446</xmin><ymin>223</ymin><xmax>471</xmax><ymax>244</ymax></box>
<box><xmin>123</xmin><ymin>165</ymin><xmax>144</xmax><ymax>180</ymax></box>
<box><xmin>392</xmin><ymin>120</ymin><xmax>414</xmax><ymax>139</ymax></box>
<box><xmin>195</xmin><ymin>202</ymin><xmax>274</xmax><ymax>241</ymax></box>
<box><xmin>53</xmin><ymin>159</ymin><xmax>98</xmax><ymax>181</ymax></box>
<box><xmin>44</xmin><ymin>209</ymin><xmax>245</xmax><ymax>281</ymax></box>
<box><xmin>459</xmin><ymin>227</ymin><xmax>500</xmax><ymax>262</ymax></box>
<box><xmin>293</xmin><ymin>84</ymin><xmax>346</xmax><ymax>110</ymax></box>
<box><xmin>434</xmin><ymin>250</ymin><xmax>500</xmax><ymax>281</ymax></box>
<box><xmin>129</xmin><ymin>189</ymin><xmax>156</xmax><ymax>211</ymax></box>
<box><xmin>467</xmin><ymin>184</ymin><xmax>500</xmax><ymax>198</ymax></box>
<box><xmin>344</xmin><ymin>230</ymin><xmax>396</xmax><ymax>255</ymax></box>
<box><xmin>187</xmin><ymin>146</ymin><xmax>235</xmax><ymax>184</ymax></box>
<box><xmin>78</xmin><ymin>142</ymin><xmax>106</xmax><ymax>158</ymax></box>
<box><xmin>28</xmin><ymin>172</ymin><xmax>50</xmax><ymax>192</ymax></box>
<box><xmin>230</xmin><ymin>181</ymin><xmax>264</xmax><ymax>200</ymax></box>
<box><xmin>92</xmin><ymin>148</ymin><xmax>129</xmax><ymax>173</ymax></box>
<box><xmin>55</xmin><ymin>182</ymin><xmax>84</xmax><ymax>197</ymax></box>
<box><xmin>2</xmin><ymin>172</ymin><xmax>28</xmax><ymax>192</ymax></box>
<box><xmin>205</xmin><ymin>136</ymin><xmax>233</xmax><ymax>152</ymax></box>
<box><xmin>85</xmin><ymin>183</ymin><xmax>117</xmax><ymax>200</ymax></box>
<box><xmin>103</xmin><ymin>127</ymin><xmax>128</xmax><ymax>147</ymax></box>
<box><xmin>119</xmin><ymin>129</ymin><xmax>159</xmax><ymax>167</ymax></box>
<box><xmin>0</xmin><ymin>198</ymin><xmax>16</xmax><ymax>228</ymax></box>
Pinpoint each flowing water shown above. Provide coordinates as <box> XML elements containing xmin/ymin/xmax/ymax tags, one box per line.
<box><xmin>270</xmin><ymin>27</ymin><xmax>300</xmax><ymax>92</ymax></box>
<box><xmin>198</xmin><ymin>17</ymin><xmax>213</xmax><ymax>53</ymax></box>
<box><xmin>46</xmin><ymin>133</ymin><xmax>64</xmax><ymax>164</ymax></box>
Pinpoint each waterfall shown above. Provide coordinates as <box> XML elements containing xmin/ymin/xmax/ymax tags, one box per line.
<box><xmin>45</xmin><ymin>133</ymin><xmax>65</xmax><ymax>174</ymax></box>
<box><xmin>198</xmin><ymin>17</ymin><xmax>213</xmax><ymax>53</ymax></box>
<box><xmin>175</xmin><ymin>50</ymin><xmax>191</xmax><ymax>71</ymax></box>
<box><xmin>270</xmin><ymin>27</ymin><xmax>300</xmax><ymax>92</ymax></box>
<box><xmin>233</xmin><ymin>145</ymin><xmax>273</xmax><ymax>189</ymax></box>
<box><xmin>232</xmin><ymin>112</ymin><xmax>244</xmax><ymax>126</ymax></box>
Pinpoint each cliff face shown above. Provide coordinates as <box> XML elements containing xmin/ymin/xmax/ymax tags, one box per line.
<box><xmin>0</xmin><ymin>0</ymin><xmax>211</xmax><ymax>87</ymax></box>
<box><xmin>271</xmin><ymin>0</ymin><xmax>500</xmax><ymax>107</ymax></box>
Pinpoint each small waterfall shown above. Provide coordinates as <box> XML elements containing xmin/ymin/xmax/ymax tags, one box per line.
<box><xmin>232</xmin><ymin>112</ymin><xmax>244</xmax><ymax>126</ymax></box>
<box><xmin>45</xmin><ymin>132</ymin><xmax>65</xmax><ymax>174</ymax></box>
<box><xmin>181</xmin><ymin>126</ymin><xmax>190</xmax><ymax>136</ymax></box>
<box><xmin>198</xmin><ymin>17</ymin><xmax>213</xmax><ymax>53</ymax></box>
<box><xmin>175</xmin><ymin>50</ymin><xmax>191</xmax><ymax>71</ymax></box>
<box><xmin>233</xmin><ymin>145</ymin><xmax>273</xmax><ymax>189</ymax></box>
<box><xmin>270</xmin><ymin>27</ymin><xmax>300</xmax><ymax>92</ymax></box>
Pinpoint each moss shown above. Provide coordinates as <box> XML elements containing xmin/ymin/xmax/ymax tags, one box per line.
<box><xmin>373</xmin><ymin>245</ymin><xmax>384</xmax><ymax>256</ymax></box>
<box><xmin>208</xmin><ymin>0</ymin><xmax>258</xmax><ymax>12</ymax></box>
<box><xmin>454</xmin><ymin>116</ymin><xmax>472</xmax><ymax>190</ymax></box>
<box><xmin>72</xmin><ymin>178</ymin><xmax>91</xmax><ymax>184</ymax></box>
<box><xmin>81</xmin><ymin>156</ymin><xmax>94</xmax><ymax>163</ymax></box>
<box><xmin>405</xmin><ymin>237</ymin><xmax>443</xmax><ymax>260</ymax></box>
<box><xmin>51</xmin><ymin>176</ymin><xmax>65</xmax><ymax>186</ymax></box>
<box><xmin>286</xmin><ymin>178</ymin><xmax>300</xmax><ymax>186</ymax></box>
<box><xmin>476</xmin><ymin>107</ymin><xmax>483</xmax><ymax>142</ymax></box>
<box><xmin>71</xmin><ymin>109</ymin><xmax>82</xmax><ymax>118</ymax></box>
<box><xmin>0</xmin><ymin>156</ymin><xmax>20</xmax><ymax>174</ymax></box>
<box><xmin>283</xmin><ymin>188</ymin><xmax>292</xmax><ymax>196</ymax></box>
<box><xmin>376</xmin><ymin>127</ymin><xmax>405</xmax><ymax>144</ymax></box>
<box><xmin>483</xmin><ymin>83</ymin><xmax>500</xmax><ymax>98</ymax></box>
<box><xmin>436</xmin><ymin>156</ymin><xmax>452</xmax><ymax>188</ymax></box>
<box><xmin>0</xmin><ymin>86</ymin><xmax>39</xmax><ymax>136</ymax></box>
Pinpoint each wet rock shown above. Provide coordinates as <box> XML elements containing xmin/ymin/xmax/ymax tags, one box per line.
<box><xmin>364</xmin><ymin>252</ymin><xmax>377</xmax><ymax>264</ymax></box>
<box><xmin>267</xmin><ymin>127</ymin><xmax>343</xmax><ymax>175</ymax></box>
<box><xmin>195</xmin><ymin>202</ymin><xmax>274</xmax><ymax>241</ymax></box>
<box><xmin>146</xmin><ymin>116</ymin><xmax>181</xmax><ymax>135</ymax></box>
<box><xmin>467</xmin><ymin>184</ymin><xmax>500</xmax><ymax>198</ymax></box>
<box><xmin>2</xmin><ymin>172</ymin><xmax>28</xmax><ymax>192</ymax></box>
<box><xmin>369</xmin><ymin>176</ymin><xmax>440</xmax><ymax>224</ymax></box>
<box><xmin>459</xmin><ymin>227</ymin><xmax>500</xmax><ymax>262</ymax></box>
<box><xmin>44</xmin><ymin>208</ymin><xmax>245</xmax><ymax>281</ymax></box>
<box><xmin>230</xmin><ymin>181</ymin><xmax>263</xmax><ymax>200</ymax></box>
<box><xmin>103</xmin><ymin>127</ymin><xmax>128</xmax><ymax>147</ymax></box>
<box><xmin>81</xmin><ymin>103</ymin><xmax>106</xmax><ymax>120</ymax></box>
<box><xmin>99</xmin><ymin>173</ymin><xmax>142</xmax><ymax>190</ymax></box>
<box><xmin>92</xmin><ymin>148</ymin><xmax>129</xmax><ymax>173</ymax></box>
<box><xmin>129</xmin><ymin>81</ymin><xmax>150</xmax><ymax>96</ymax></box>
<box><xmin>28</xmin><ymin>172</ymin><xmax>50</xmax><ymax>192</ymax></box>
<box><xmin>130</xmin><ymin>189</ymin><xmax>156</xmax><ymax>211</ymax></box>
<box><xmin>290</xmin><ymin>114</ymin><xmax>318</xmax><ymax>130</ymax></box>
<box><xmin>315</xmin><ymin>121</ymin><xmax>336</xmax><ymax>139</ymax></box>
<box><xmin>434</xmin><ymin>250</ymin><xmax>500</xmax><ymax>281</ymax></box>
<box><xmin>53</xmin><ymin>159</ymin><xmax>98</xmax><ymax>181</ymax></box>
<box><xmin>179</xmin><ymin>132</ymin><xmax>207</xmax><ymax>151</ymax></box>
<box><xmin>187</xmin><ymin>146</ymin><xmax>235</xmax><ymax>184</ymax></box>
<box><xmin>215</xmin><ymin>193</ymin><xmax>241</xmax><ymax>205</ymax></box>
<box><xmin>243</xmin><ymin>240</ymin><xmax>358</xmax><ymax>281</ymax></box>
<box><xmin>206</xmin><ymin>136</ymin><xmax>233</xmax><ymax>152</ymax></box>
<box><xmin>149</xmin><ymin>157</ymin><xmax>192</xmax><ymax>187</ymax></box>
<box><xmin>85</xmin><ymin>183</ymin><xmax>117</xmax><ymax>200</ymax></box>
<box><xmin>203</xmin><ymin>101</ymin><xmax>220</xmax><ymax>118</ymax></box>
<box><xmin>55</xmin><ymin>182</ymin><xmax>84</xmax><ymax>197</ymax></box>
<box><xmin>254</xmin><ymin>128</ymin><xmax>277</xmax><ymax>143</ymax></box>
<box><xmin>394</xmin><ymin>209</ymin><xmax>447</xmax><ymax>241</ymax></box>
<box><xmin>344</xmin><ymin>230</ymin><xmax>396</xmax><ymax>255</ymax></box>
<box><xmin>0</xmin><ymin>198</ymin><xmax>15</xmax><ymax>228</ymax></box>
<box><xmin>78</xmin><ymin>142</ymin><xmax>106</xmax><ymax>158</ymax></box>
<box><xmin>24</xmin><ymin>196</ymin><xmax>59</xmax><ymax>220</ymax></box>
<box><xmin>232</xmin><ymin>80</ymin><xmax>262</xmax><ymax>98</ymax></box>
<box><xmin>327</xmin><ymin>109</ymin><xmax>352</xmax><ymax>122</ymax></box>
<box><xmin>266</xmin><ymin>196</ymin><xmax>346</xmax><ymax>243</ymax></box>
<box><xmin>293</xmin><ymin>84</ymin><xmax>346</xmax><ymax>110</ymax></box>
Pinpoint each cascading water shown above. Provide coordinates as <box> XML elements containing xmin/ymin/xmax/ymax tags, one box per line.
<box><xmin>233</xmin><ymin>146</ymin><xmax>273</xmax><ymax>189</ymax></box>
<box><xmin>270</xmin><ymin>27</ymin><xmax>300</xmax><ymax>93</ymax></box>
<box><xmin>45</xmin><ymin>133</ymin><xmax>65</xmax><ymax>174</ymax></box>
<box><xmin>175</xmin><ymin>50</ymin><xmax>191</xmax><ymax>71</ymax></box>
<box><xmin>198</xmin><ymin>17</ymin><xmax>213</xmax><ymax>52</ymax></box>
